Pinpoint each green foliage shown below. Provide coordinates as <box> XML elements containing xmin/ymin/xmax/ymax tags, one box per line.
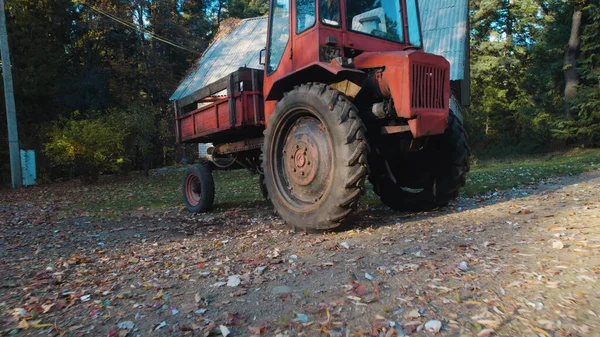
<box><xmin>1</xmin><ymin>0</ymin><xmax>276</xmax><ymax>183</ymax></box>
<box><xmin>224</xmin><ymin>0</ymin><xmax>269</xmax><ymax>19</ymax></box>
<box><xmin>105</xmin><ymin>104</ymin><xmax>166</xmax><ymax>175</ymax></box>
<box><xmin>44</xmin><ymin>116</ymin><xmax>127</xmax><ymax>183</ymax></box>
<box><xmin>468</xmin><ymin>0</ymin><xmax>541</xmax><ymax>148</ymax></box>
<box><xmin>1</xmin><ymin>0</ymin><xmax>218</xmax><ymax>183</ymax></box>
<box><xmin>558</xmin><ymin>3</ymin><xmax>600</xmax><ymax>146</ymax></box>
<box><xmin>467</xmin><ymin>0</ymin><xmax>600</xmax><ymax>154</ymax></box>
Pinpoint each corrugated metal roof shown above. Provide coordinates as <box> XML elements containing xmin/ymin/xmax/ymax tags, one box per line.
<box><xmin>171</xmin><ymin>1</ymin><xmax>468</xmax><ymax>102</ymax></box>
<box><xmin>420</xmin><ymin>0</ymin><xmax>468</xmax><ymax>81</ymax></box>
<box><xmin>170</xmin><ymin>17</ymin><xmax>268</xmax><ymax>101</ymax></box>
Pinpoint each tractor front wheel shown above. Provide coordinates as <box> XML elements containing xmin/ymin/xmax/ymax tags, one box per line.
<box><xmin>263</xmin><ymin>83</ymin><xmax>368</xmax><ymax>231</ymax></box>
<box><xmin>370</xmin><ymin>109</ymin><xmax>470</xmax><ymax>211</ymax></box>
<box><xmin>182</xmin><ymin>164</ymin><xmax>215</xmax><ymax>213</ymax></box>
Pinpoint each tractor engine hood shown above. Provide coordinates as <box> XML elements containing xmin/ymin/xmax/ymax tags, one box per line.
<box><xmin>354</xmin><ymin>50</ymin><xmax>450</xmax><ymax>138</ymax></box>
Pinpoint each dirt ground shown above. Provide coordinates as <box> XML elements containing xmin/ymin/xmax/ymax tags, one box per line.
<box><xmin>1</xmin><ymin>170</ymin><xmax>599</xmax><ymax>337</ymax></box>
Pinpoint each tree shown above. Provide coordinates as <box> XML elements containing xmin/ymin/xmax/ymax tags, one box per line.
<box><xmin>224</xmin><ymin>0</ymin><xmax>268</xmax><ymax>19</ymax></box>
<box><xmin>559</xmin><ymin>2</ymin><xmax>600</xmax><ymax>146</ymax></box>
<box><xmin>467</xmin><ymin>0</ymin><xmax>544</xmax><ymax>150</ymax></box>
<box><xmin>3</xmin><ymin>0</ymin><xmax>80</xmax><ymax>140</ymax></box>
<box><xmin>109</xmin><ymin>104</ymin><xmax>162</xmax><ymax>177</ymax></box>
<box><xmin>44</xmin><ymin>115</ymin><xmax>127</xmax><ymax>183</ymax></box>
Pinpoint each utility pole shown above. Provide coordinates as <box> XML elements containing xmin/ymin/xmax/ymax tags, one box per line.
<box><xmin>0</xmin><ymin>0</ymin><xmax>22</xmax><ymax>188</ymax></box>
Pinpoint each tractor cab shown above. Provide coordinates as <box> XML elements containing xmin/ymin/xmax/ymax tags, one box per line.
<box><xmin>266</xmin><ymin>0</ymin><xmax>423</xmax><ymax>75</ymax></box>
<box><xmin>265</xmin><ymin>0</ymin><xmax>426</xmax><ymax>99</ymax></box>
<box><xmin>265</xmin><ymin>0</ymin><xmax>450</xmax><ymax>139</ymax></box>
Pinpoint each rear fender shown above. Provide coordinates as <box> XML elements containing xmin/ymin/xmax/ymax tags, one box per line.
<box><xmin>265</xmin><ymin>62</ymin><xmax>366</xmax><ymax>101</ymax></box>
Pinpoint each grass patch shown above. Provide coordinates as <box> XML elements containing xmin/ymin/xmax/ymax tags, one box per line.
<box><xmin>81</xmin><ymin>148</ymin><xmax>600</xmax><ymax>213</ymax></box>
<box><xmin>463</xmin><ymin>148</ymin><xmax>600</xmax><ymax>196</ymax></box>
<box><xmin>82</xmin><ymin>169</ymin><xmax>270</xmax><ymax>213</ymax></box>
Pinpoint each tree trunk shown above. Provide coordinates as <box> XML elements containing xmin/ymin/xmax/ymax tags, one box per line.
<box><xmin>217</xmin><ymin>0</ymin><xmax>224</xmax><ymax>24</ymax></box>
<box><xmin>143</xmin><ymin>158</ymin><xmax>150</xmax><ymax>178</ymax></box>
<box><xmin>505</xmin><ymin>0</ymin><xmax>514</xmax><ymax>50</ymax></box>
<box><xmin>564</xmin><ymin>4</ymin><xmax>583</xmax><ymax>119</ymax></box>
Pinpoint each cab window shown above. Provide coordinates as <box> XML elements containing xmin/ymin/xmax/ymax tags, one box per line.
<box><xmin>297</xmin><ymin>0</ymin><xmax>316</xmax><ymax>33</ymax></box>
<box><xmin>320</xmin><ymin>0</ymin><xmax>340</xmax><ymax>26</ymax></box>
<box><xmin>267</xmin><ymin>0</ymin><xmax>291</xmax><ymax>74</ymax></box>
<box><xmin>406</xmin><ymin>0</ymin><xmax>422</xmax><ymax>47</ymax></box>
<box><xmin>346</xmin><ymin>0</ymin><xmax>404</xmax><ymax>43</ymax></box>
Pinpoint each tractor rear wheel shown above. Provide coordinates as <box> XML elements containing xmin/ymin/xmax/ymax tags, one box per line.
<box><xmin>370</xmin><ymin>110</ymin><xmax>470</xmax><ymax>211</ymax></box>
<box><xmin>263</xmin><ymin>83</ymin><xmax>368</xmax><ymax>231</ymax></box>
<box><xmin>182</xmin><ymin>164</ymin><xmax>215</xmax><ymax>213</ymax></box>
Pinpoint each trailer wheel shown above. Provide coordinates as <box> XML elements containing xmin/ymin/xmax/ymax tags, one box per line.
<box><xmin>263</xmin><ymin>83</ymin><xmax>368</xmax><ymax>231</ymax></box>
<box><xmin>182</xmin><ymin>164</ymin><xmax>215</xmax><ymax>213</ymax></box>
<box><xmin>370</xmin><ymin>110</ymin><xmax>470</xmax><ymax>211</ymax></box>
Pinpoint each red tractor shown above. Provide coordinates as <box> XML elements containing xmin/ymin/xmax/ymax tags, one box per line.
<box><xmin>172</xmin><ymin>0</ymin><xmax>470</xmax><ymax>231</ymax></box>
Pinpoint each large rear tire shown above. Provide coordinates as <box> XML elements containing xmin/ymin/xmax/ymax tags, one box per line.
<box><xmin>370</xmin><ymin>110</ymin><xmax>470</xmax><ymax>211</ymax></box>
<box><xmin>263</xmin><ymin>83</ymin><xmax>368</xmax><ymax>231</ymax></box>
<box><xmin>182</xmin><ymin>164</ymin><xmax>215</xmax><ymax>213</ymax></box>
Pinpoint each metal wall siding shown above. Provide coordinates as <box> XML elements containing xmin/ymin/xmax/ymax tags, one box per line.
<box><xmin>171</xmin><ymin>1</ymin><xmax>467</xmax><ymax>102</ymax></box>
<box><xmin>170</xmin><ymin>17</ymin><xmax>268</xmax><ymax>101</ymax></box>
<box><xmin>419</xmin><ymin>0</ymin><xmax>468</xmax><ymax>81</ymax></box>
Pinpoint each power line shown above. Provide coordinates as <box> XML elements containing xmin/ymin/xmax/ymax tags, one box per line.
<box><xmin>79</xmin><ymin>2</ymin><xmax>202</xmax><ymax>55</ymax></box>
<box><xmin>88</xmin><ymin>4</ymin><xmax>202</xmax><ymax>55</ymax></box>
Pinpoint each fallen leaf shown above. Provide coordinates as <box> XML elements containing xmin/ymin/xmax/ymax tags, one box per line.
<box><xmin>18</xmin><ymin>319</ymin><xmax>29</xmax><ymax>330</ymax></box>
<box><xmin>477</xmin><ymin>328</ymin><xmax>495</xmax><ymax>337</ymax></box>
<box><xmin>220</xmin><ymin>325</ymin><xmax>230</xmax><ymax>337</ymax></box>
<box><xmin>227</xmin><ymin>275</ymin><xmax>241</xmax><ymax>287</ymax></box>
<box><xmin>531</xmin><ymin>326</ymin><xmax>552</xmax><ymax>337</ymax></box>
<box><xmin>424</xmin><ymin>320</ymin><xmax>442</xmax><ymax>333</ymax></box>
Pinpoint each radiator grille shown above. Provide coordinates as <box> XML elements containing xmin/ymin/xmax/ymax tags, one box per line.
<box><xmin>411</xmin><ymin>64</ymin><xmax>446</xmax><ymax>109</ymax></box>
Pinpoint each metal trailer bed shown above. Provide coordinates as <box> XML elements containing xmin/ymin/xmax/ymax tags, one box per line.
<box><xmin>173</xmin><ymin>67</ymin><xmax>265</xmax><ymax>146</ymax></box>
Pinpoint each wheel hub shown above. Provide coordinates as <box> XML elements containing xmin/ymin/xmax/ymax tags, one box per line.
<box><xmin>277</xmin><ymin>116</ymin><xmax>331</xmax><ymax>205</ymax></box>
<box><xmin>285</xmin><ymin>138</ymin><xmax>318</xmax><ymax>186</ymax></box>
<box><xmin>185</xmin><ymin>175</ymin><xmax>201</xmax><ymax>206</ymax></box>
<box><xmin>294</xmin><ymin>150</ymin><xmax>305</xmax><ymax>168</ymax></box>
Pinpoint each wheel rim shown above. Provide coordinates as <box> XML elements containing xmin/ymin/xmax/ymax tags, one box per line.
<box><xmin>271</xmin><ymin>108</ymin><xmax>333</xmax><ymax>212</ymax></box>
<box><xmin>185</xmin><ymin>174</ymin><xmax>201</xmax><ymax>206</ymax></box>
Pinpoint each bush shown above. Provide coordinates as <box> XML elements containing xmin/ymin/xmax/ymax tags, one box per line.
<box><xmin>44</xmin><ymin>116</ymin><xmax>127</xmax><ymax>183</ymax></box>
<box><xmin>107</xmin><ymin>104</ymin><xmax>160</xmax><ymax>176</ymax></box>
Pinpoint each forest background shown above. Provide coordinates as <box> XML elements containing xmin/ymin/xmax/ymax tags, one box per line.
<box><xmin>0</xmin><ymin>0</ymin><xmax>598</xmax><ymax>184</ymax></box>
